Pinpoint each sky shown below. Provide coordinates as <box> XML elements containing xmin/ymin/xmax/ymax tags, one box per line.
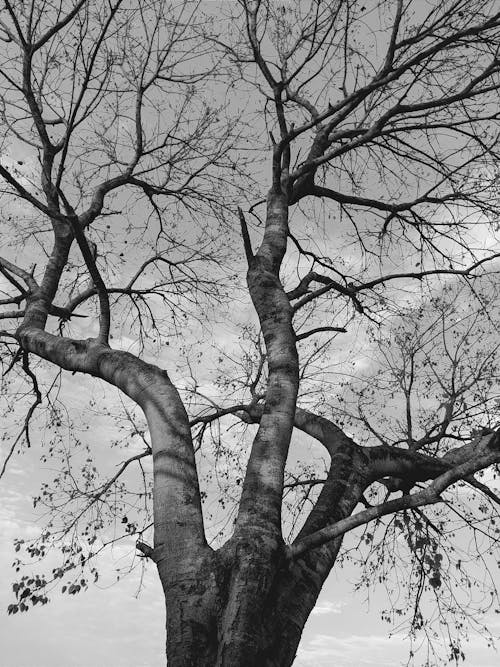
<box><xmin>1</xmin><ymin>1</ymin><xmax>500</xmax><ymax>665</ymax></box>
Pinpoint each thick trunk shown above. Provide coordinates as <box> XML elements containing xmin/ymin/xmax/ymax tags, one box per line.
<box><xmin>159</xmin><ymin>514</ymin><xmax>352</xmax><ymax>667</ymax></box>
<box><xmin>160</xmin><ymin>553</ymin><xmax>348</xmax><ymax>667</ymax></box>
<box><xmin>215</xmin><ymin>528</ymin><xmax>285</xmax><ymax>667</ymax></box>
<box><xmin>160</xmin><ymin>540</ymin><xmax>308</xmax><ymax>667</ymax></box>
<box><xmin>162</xmin><ymin>443</ymin><xmax>370</xmax><ymax>667</ymax></box>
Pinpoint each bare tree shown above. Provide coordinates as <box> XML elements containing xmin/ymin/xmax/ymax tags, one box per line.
<box><xmin>1</xmin><ymin>1</ymin><xmax>500</xmax><ymax>665</ymax></box>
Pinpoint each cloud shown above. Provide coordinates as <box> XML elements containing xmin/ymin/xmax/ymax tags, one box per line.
<box><xmin>295</xmin><ymin>629</ymin><xmax>500</xmax><ymax>667</ymax></box>
<box><xmin>0</xmin><ymin>490</ymin><xmax>40</xmax><ymax>542</ymax></box>
<box><xmin>295</xmin><ymin>632</ymin><xmax>410</xmax><ymax>667</ymax></box>
<box><xmin>310</xmin><ymin>600</ymin><xmax>344</xmax><ymax>616</ymax></box>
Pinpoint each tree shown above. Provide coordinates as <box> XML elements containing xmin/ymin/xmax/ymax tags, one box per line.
<box><xmin>1</xmin><ymin>1</ymin><xmax>500</xmax><ymax>664</ymax></box>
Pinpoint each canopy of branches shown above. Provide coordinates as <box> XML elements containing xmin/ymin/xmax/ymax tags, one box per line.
<box><xmin>0</xmin><ymin>1</ymin><xmax>499</xmax><ymax>664</ymax></box>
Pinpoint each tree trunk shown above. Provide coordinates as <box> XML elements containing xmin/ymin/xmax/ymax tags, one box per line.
<box><xmin>156</xmin><ymin>547</ymin><xmax>222</xmax><ymax>666</ymax></box>
<box><xmin>158</xmin><ymin>535</ymin><xmax>335</xmax><ymax>667</ymax></box>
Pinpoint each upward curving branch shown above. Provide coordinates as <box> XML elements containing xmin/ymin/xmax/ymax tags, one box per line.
<box><xmin>236</xmin><ymin>187</ymin><xmax>299</xmax><ymax>533</ymax></box>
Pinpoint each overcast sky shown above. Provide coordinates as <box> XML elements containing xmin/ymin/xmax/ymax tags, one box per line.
<box><xmin>1</xmin><ymin>1</ymin><xmax>500</xmax><ymax>665</ymax></box>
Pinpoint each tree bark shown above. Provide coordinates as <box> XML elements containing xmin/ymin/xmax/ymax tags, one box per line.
<box><xmin>157</xmin><ymin>541</ymin><xmax>342</xmax><ymax>667</ymax></box>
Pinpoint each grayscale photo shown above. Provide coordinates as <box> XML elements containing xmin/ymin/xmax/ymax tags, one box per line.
<box><xmin>0</xmin><ymin>1</ymin><xmax>499</xmax><ymax>665</ymax></box>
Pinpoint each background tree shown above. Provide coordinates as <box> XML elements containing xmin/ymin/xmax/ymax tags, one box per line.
<box><xmin>1</xmin><ymin>1</ymin><xmax>500</xmax><ymax>665</ymax></box>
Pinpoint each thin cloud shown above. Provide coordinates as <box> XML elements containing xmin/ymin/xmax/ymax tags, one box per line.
<box><xmin>310</xmin><ymin>600</ymin><xmax>344</xmax><ymax>616</ymax></box>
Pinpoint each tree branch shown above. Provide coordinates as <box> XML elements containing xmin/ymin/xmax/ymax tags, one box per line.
<box><xmin>57</xmin><ymin>190</ymin><xmax>110</xmax><ymax>344</ymax></box>
<box><xmin>289</xmin><ymin>437</ymin><xmax>500</xmax><ymax>559</ymax></box>
<box><xmin>296</xmin><ymin>326</ymin><xmax>346</xmax><ymax>341</ymax></box>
